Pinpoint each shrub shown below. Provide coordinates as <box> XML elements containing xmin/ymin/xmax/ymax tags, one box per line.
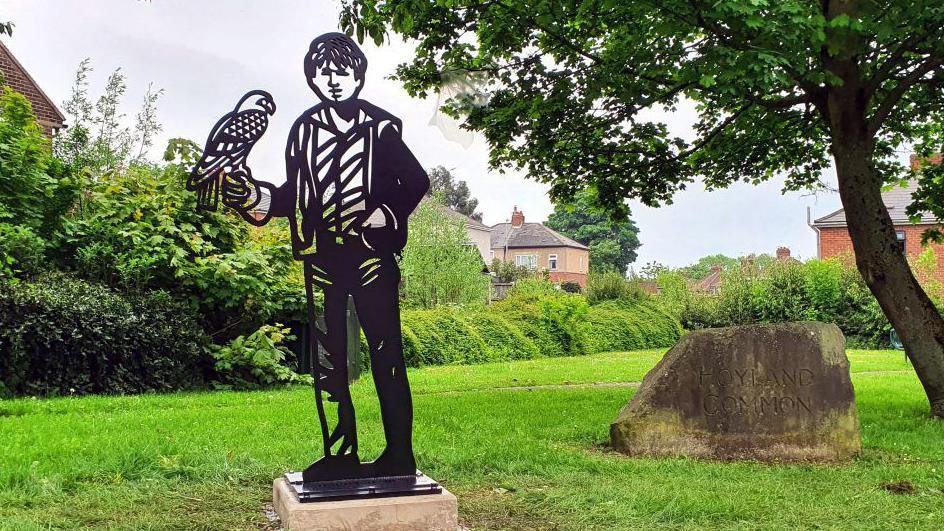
<box><xmin>654</xmin><ymin>258</ymin><xmax>897</xmax><ymax>347</ymax></box>
<box><xmin>506</xmin><ymin>277</ymin><xmax>558</xmax><ymax>298</ymax></box>
<box><xmin>0</xmin><ymin>223</ymin><xmax>47</xmax><ymax>279</ymax></box>
<box><xmin>585</xmin><ymin>300</ymin><xmax>683</xmax><ymax>353</ymax></box>
<box><xmin>560</xmin><ymin>280</ymin><xmax>582</xmax><ymax>294</ymax></box>
<box><xmin>587</xmin><ymin>271</ymin><xmax>645</xmax><ymax>304</ymax></box>
<box><xmin>400</xmin><ymin>307</ymin><xmax>491</xmax><ymax>366</ymax></box>
<box><xmin>396</xmin><ymin>291</ymin><xmax>682</xmax><ymax>367</ymax></box>
<box><xmin>0</xmin><ymin>274</ymin><xmax>208</xmax><ymax>397</ymax></box>
<box><xmin>57</xmin><ymin>161</ymin><xmax>306</xmax><ymax>339</ymax></box>
<box><xmin>462</xmin><ymin>309</ymin><xmax>542</xmax><ymax>361</ymax></box>
<box><xmin>210</xmin><ymin>324</ymin><xmax>311</xmax><ymax>390</ymax></box>
<box><xmin>489</xmin><ymin>258</ymin><xmax>534</xmax><ymax>283</ymax></box>
<box><xmin>494</xmin><ymin>286</ymin><xmax>589</xmax><ymax>357</ymax></box>
<box><xmin>0</xmin><ymin>87</ymin><xmax>77</xmax><ymax>239</ymax></box>
<box><xmin>400</xmin><ymin>197</ymin><xmax>490</xmax><ymax>309</ymax></box>
<box><xmin>397</xmin><ymin>294</ymin><xmax>680</xmax><ymax>367</ymax></box>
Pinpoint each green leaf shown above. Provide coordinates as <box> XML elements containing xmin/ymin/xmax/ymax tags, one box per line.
<box><xmin>829</xmin><ymin>14</ymin><xmax>851</xmax><ymax>28</ymax></box>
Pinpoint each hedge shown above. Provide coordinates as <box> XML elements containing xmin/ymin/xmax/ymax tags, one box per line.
<box><xmin>396</xmin><ymin>295</ymin><xmax>681</xmax><ymax>367</ymax></box>
<box><xmin>655</xmin><ymin>258</ymin><xmax>910</xmax><ymax>348</ymax></box>
<box><xmin>0</xmin><ymin>275</ymin><xmax>208</xmax><ymax>397</ymax></box>
<box><xmin>0</xmin><ymin>278</ymin><xmax>683</xmax><ymax>396</ymax></box>
<box><xmin>585</xmin><ymin>300</ymin><xmax>683</xmax><ymax>353</ymax></box>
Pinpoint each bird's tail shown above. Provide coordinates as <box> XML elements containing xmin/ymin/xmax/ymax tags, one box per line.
<box><xmin>192</xmin><ymin>169</ymin><xmax>222</xmax><ymax>211</ymax></box>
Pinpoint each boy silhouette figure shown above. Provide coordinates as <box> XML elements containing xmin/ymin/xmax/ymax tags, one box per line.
<box><xmin>219</xmin><ymin>33</ymin><xmax>429</xmax><ymax>481</ymax></box>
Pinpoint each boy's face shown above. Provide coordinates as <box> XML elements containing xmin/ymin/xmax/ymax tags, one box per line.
<box><xmin>310</xmin><ymin>62</ymin><xmax>362</xmax><ymax>103</ymax></box>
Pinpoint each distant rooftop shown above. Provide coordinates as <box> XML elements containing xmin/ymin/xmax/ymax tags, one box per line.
<box><xmin>420</xmin><ymin>196</ymin><xmax>490</xmax><ymax>231</ymax></box>
<box><xmin>490</xmin><ymin>207</ymin><xmax>588</xmax><ymax>250</ymax></box>
<box><xmin>811</xmin><ymin>181</ymin><xmax>937</xmax><ymax>227</ymax></box>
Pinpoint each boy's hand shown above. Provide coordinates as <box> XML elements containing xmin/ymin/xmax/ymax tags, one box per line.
<box><xmin>221</xmin><ymin>170</ymin><xmax>255</xmax><ymax>210</ymax></box>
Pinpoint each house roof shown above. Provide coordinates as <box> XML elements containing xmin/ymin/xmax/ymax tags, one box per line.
<box><xmin>490</xmin><ymin>222</ymin><xmax>589</xmax><ymax>250</ymax></box>
<box><xmin>0</xmin><ymin>41</ymin><xmax>66</xmax><ymax>129</ymax></box>
<box><xmin>811</xmin><ymin>181</ymin><xmax>938</xmax><ymax>227</ymax></box>
<box><xmin>694</xmin><ymin>268</ymin><xmax>723</xmax><ymax>293</ymax></box>
<box><xmin>253</xmin><ymin>186</ymin><xmax>272</xmax><ymax>213</ymax></box>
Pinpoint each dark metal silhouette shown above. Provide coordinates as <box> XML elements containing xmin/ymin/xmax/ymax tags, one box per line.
<box><xmin>188</xmin><ymin>32</ymin><xmax>433</xmax><ymax>499</ymax></box>
<box><xmin>188</xmin><ymin>90</ymin><xmax>276</xmax><ymax>211</ymax></box>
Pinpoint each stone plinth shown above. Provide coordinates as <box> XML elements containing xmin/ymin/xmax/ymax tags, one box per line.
<box><xmin>273</xmin><ymin>478</ymin><xmax>458</xmax><ymax>531</ymax></box>
<box><xmin>611</xmin><ymin>322</ymin><xmax>860</xmax><ymax>462</ymax></box>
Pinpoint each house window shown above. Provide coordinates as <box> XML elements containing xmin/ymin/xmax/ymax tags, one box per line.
<box><xmin>548</xmin><ymin>254</ymin><xmax>558</xmax><ymax>271</ymax></box>
<box><xmin>490</xmin><ymin>250</ymin><xmax>495</xmax><ymax>260</ymax></box>
<box><xmin>515</xmin><ymin>254</ymin><xmax>537</xmax><ymax>269</ymax></box>
<box><xmin>896</xmin><ymin>230</ymin><xmax>906</xmax><ymax>255</ymax></box>
<box><xmin>579</xmin><ymin>256</ymin><xmax>584</xmax><ymax>272</ymax></box>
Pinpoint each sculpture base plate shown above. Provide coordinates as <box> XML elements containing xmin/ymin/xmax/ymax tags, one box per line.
<box><xmin>283</xmin><ymin>470</ymin><xmax>442</xmax><ymax>502</ymax></box>
<box><xmin>273</xmin><ymin>476</ymin><xmax>457</xmax><ymax>531</ymax></box>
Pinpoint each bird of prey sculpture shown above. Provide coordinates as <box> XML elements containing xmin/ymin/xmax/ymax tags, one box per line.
<box><xmin>187</xmin><ymin>90</ymin><xmax>276</xmax><ymax>211</ymax></box>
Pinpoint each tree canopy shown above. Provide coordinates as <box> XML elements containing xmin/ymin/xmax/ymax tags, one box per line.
<box><xmin>427</xmin><ymin>165</ymin><xmax>483</xmax><ymax>221</ymax></box>
<box><xmin>678</xmin><ymin>253</ymin><xmax>777</xmax><ymax>280</ymax></box>
<box><xmin>545</xmin><ymin>189</ymin><xmax>640</xmax><ymax>273</ymax></box>
<box><xmin>340</xmin><ymin>0</ymin><xmax>944</xmax><ymax>415</ymax></box>
<box><xmin>342</xmin><ymin>1</ymin><xmax>943</xmax><ymax>211</ymax></box>
<box><xmin>400</xmin><ymin>194</ymin><xmax>490</xmax><ymax>308</ymax></box>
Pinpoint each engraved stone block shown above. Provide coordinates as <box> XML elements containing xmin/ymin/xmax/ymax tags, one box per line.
<box><xmin>610</xmin><ymin>322</ymin><xmax>860</xmax><ymax>462</ymax></box>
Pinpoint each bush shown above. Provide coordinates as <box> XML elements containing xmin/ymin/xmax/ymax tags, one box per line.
<box><xmin>0</xmin><ymin>87</ymin><xmax>77</xmax><ymax>239</ymax></box>
<box><xmin>0</xmin><ymin>223</ymin><xmax>47</xmax><ymax>279</ymax></box>
<box><xmin>462</xmin><ymin>310</ymin><xmax>542</xmax><ymax>360</ymax></box>
<box><xmin>495</xmin><ymin>284</ymin><xmax>589</xmax><ymax>357</ymax></box>
<box><xmin>655</xmin><ymin>258</ymin><xmax>896</xmax><ymax>347</ymax></box>
<box><xmin>401</xmin><ymin>307</ymin><xmax>491</xmax><ymax>366</ymax></box>
<box><xmin>587</xmin><ymin>271</ymin><xmax>645</xmax><ymax>305</ymax></box>
<box><xmin>490</xmin><ymin>258</ymin><xmax>535</xmax><ymax>283</ymax></box>
<box><xmin>396</xmin><ymin>293</ymin><xmax>681</xmax><ymax>367</ymax></box>
<box><xmin>506</xmin><ymin>277</ymin><xmax>558</xmax><ymax>298</ymax></box>
<box><xmin>0</xmin><ymin>274</ymin><xmax>208</xmax><ymax>397</ymax></box>
<box><xmin>585</xmin><ymin>300</ymin><xmax>683</xmax><ymax>353</ymax></box>
<box><xmin>400</xmin><ymin>197</ymin><xmax>491</xmax><ymax>309</ymax></box>
<box><xmin>560</xmin><ymin>280</ymin><xmax>582</xmax><ymax>294</ymax></box>
<box><xmin>210</xmin><ymin>324</ymin><xmax>311</xmax><ymax>390</ymax></box>
<box><xmin>57</xmin><ymin>161</ymin><xmax>306</xmax><ymax>339</ymax></box>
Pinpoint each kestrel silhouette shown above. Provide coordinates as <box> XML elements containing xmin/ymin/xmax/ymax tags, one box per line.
<box><xmin>187</xmin><ymin>90</ymin><xmax>276</xmax><ymax>211</ymax></box>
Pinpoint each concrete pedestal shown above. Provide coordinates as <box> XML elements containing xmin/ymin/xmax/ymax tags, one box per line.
<box><xmin>273</xmin><ymin>477</ymin><xmax>458</xmax><ymax>531</ymax></box>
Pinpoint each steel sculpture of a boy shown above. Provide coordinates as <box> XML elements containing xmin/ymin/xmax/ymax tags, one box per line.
<box><xmin>188</xmin><ymin>33</ymin><xmax>430</xmax><ymax>484</ymax></box>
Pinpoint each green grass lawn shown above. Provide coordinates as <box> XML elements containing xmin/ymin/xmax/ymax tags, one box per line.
<box><xmin>1</xmin><ymin>349</ymin><xmax>941</xmax><ymax>530</ymax></box>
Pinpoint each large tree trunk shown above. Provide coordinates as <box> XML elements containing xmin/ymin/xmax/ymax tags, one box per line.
<box><xmin>831</xmin><ymin>127</ymin><xmax>944</xmax><ymax>418</ymax></box>
<box><xmin>820</xmin><ymin>0</ymin><xmax>944</xmax><ymax>419</ymax></box>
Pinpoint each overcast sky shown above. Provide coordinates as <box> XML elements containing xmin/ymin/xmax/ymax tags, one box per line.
<box><xmin>4</xmin><ymin>0</ymin><xmax>847</xmax><ymax>268</ymax></box>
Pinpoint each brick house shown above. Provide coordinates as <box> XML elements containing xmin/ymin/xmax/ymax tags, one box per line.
<box><xmin>810</xmin><ymin>180</ymin><xmax>944</xmax><ymax>282</ymax></box>
<box><xmin>490</xmin><ymin>207</ymin><xmax>590</xmax><ymax>287</ymax></box>
<box><xmin>0</xmin><ymin>41</ymin><xmax>65</xmax><ymax>136</ymax></box>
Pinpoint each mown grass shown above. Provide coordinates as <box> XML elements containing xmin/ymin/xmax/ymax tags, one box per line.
<box><xmin>0</xmin><ymin>349</ymin><xmax>941</xmax><ymax>530</ymax></box>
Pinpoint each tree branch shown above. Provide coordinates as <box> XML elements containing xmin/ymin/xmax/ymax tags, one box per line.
<box><xmin>866</xmin><ymin>19</ymin><xmax>944</xmax><ymax>96</ymax></box>
<box><xmin>744</xmin><ymin>92</ymin><xmax>811</xmax><ymax>110</ymax></box>
<box><xmin>868</xmin><ymin>57</ymin><xmax>944</xmax><ymax>136</ymax></box>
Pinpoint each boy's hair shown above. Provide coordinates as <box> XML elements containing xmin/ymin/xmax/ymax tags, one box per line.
<box><xmin>304</xmin><ymin>33</ymin><xmax>368</xmax><ymax>83</ymax></box>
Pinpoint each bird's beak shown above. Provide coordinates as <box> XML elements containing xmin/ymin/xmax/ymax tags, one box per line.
<box><xmin>258</xmin><ymin>98</ymin><xmax>276</xmax><ymax>115</ymax></box>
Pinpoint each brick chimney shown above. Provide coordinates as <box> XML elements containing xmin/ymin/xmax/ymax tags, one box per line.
<box><xmin>776</xmin><ymin>246</ymin><xmax>791</xmax><ymax>261</ymax></box>
<box><xmin>510</xmin><ymin>206</ymin><xmax>525</xmax><ymax>227</ymax></box>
